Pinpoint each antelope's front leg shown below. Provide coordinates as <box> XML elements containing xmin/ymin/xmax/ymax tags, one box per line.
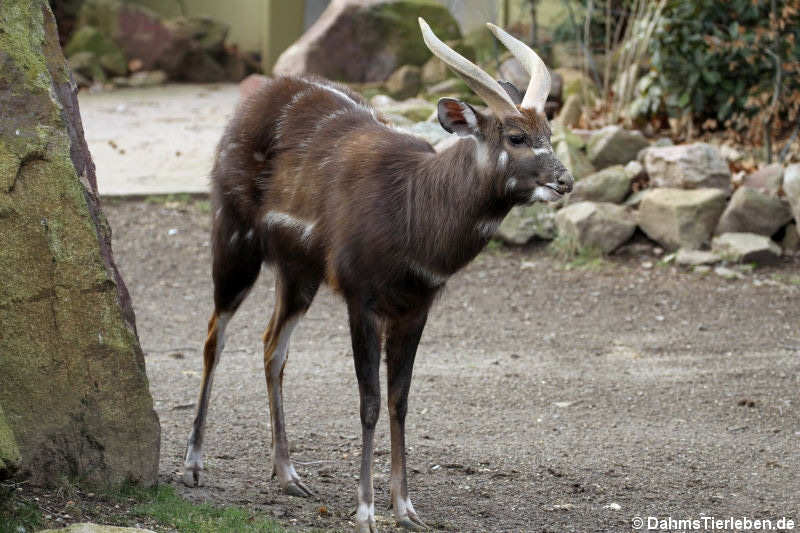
<box><xmin>386</xmin><ymin>314</ymin><xmax>429</xmax><ymax>531</ymax></box>
<box><xmin>347</xmin><ymin>300</ymin><xmax>382</xmax><ymax>533</ymax></box>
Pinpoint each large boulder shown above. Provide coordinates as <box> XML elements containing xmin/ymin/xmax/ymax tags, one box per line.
<box><xmin>78</xmin><ymin>0</ymin><xmax>229</xmax><ymax>81</ymax></box>
<box><xmin>784</xmin><ymin>164</ymin><xmax>800</xmax><ymax>224</ymax></box>
<box><xmin>273</xmin><ymin>0</ymin><xmax>460</xmax><ymax>82</ymax></box>
<box><xmin>714</xmin><ymin>186</ymin><xmax>792</xmax><ymax>236</ymax></box>
<box><xmin>568</xmin><ymin>165</ymin><xmax>631</xmax><ymax>204</ymax></box>
<box><xmin>0</xmin><ymin>1</ymin><xmax>159</xmax><ymax>486</ymax></box>
<box><xmin>555</xmin><ymin>202</ymin><xmax>636</xmax><ymax>254</ymax></box>
<box><xmin>586</xmin><ymin>126</ymin><xmax>649</xmax><ymax>170</ymax></box>
<box><xmin>712</xmin><ymin>233</ymin><xmax>782</xmax><ymax>265</ymax></box>
<box><xmin>638</xmin><ymin>188</ymin><xmax>727</xmax><ymax>250</ymax></box>
<box><xmin>496</xmin><ymin>204</ymin><xmax>557</xmax><ymax>245</ymax></box>
<box><xmin>641</xmin><ymin>143</ymin><xmax>731</xmax><ymax>191</ymax></box>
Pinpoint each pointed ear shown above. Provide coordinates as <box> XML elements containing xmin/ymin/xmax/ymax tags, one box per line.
<box><xmin>497</xmin><ymin>80</ymin><xmax>523</xmax><ymax>106</ymax></box>
<box><xmin>437</xmin><ymin>98</ymin><xmax>479</xmax><ymax>137</ymax></box>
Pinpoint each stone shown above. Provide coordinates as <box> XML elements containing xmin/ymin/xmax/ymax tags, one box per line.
<box><xmin>624</xmin><ymin>189</ymin><xmax>647</xmax><ymax>208</ymax></box>
<box><xmin>64</xmin><ymin>25</ymin><xmax>127</xmax><ymax>79</ymax></box>
<box><xmin>38</xmin><ymin>524</ymin><xmax>156</xmax><ymax>533</ymax></box>
<box><xmin>421</xmin><ymin>55</ymin><xmax>449</xmax><ymax>85</ymax></box>
<box><xmin>719</xmin><ymin>144</ymin><xmax>743</xmax><ymax>163</ymax></box>
<box><xmin>624</xmin><ymin>160</ymin><xmax>644</xmax><ymax>179</ymax></box>
<box><xmin>0</xmin><ymin>1</ymin><xmax>160</xmax><ymax>486</ymax></box>
<box><xmin>555</xmin><ymin>140</ymin><xmax>594</xmax><ymax>180</ymax></box>
<box><xmin>496</xmin><ymin>204</ymin><xmax>557</xmax><ymax>245</ymax></box>
<box><xmin>675</xmin><ymin>249</ymin><xmax>722</xmax><ymax>266</ymax></box>
<box><xmin>784</xmin><ymin>164</ymin><xmax>800</xmax><ymax>224</ymax></box>
<box><xmin>782</xmin><ymin>223</ymin><xmax>799</xmax><ymax>254</ymax></box>
<box><xmin>68</xmin><ymin>50</ymin><xmax>105</xmax><ymax>82</ymax></box>
<box><xmin>554</xmin><ymin>93</ymin><xmax>582</xmax><ymax>128</ymax></box>
<box><xmin>712</xmin><ymin>233</ymin><xmax>782</xmax><ymax>265</ymax></box>
<box><xmin>178</xmin><ymin>50</ymin><xmax>227</xmax><ymax>83</ymax></box>
<box><xmin>498</xmin><ymin>56</ymin><xmax>529</xmax><ymax>94</ymax></box>
<box><xmin>642</xmin><ymin>143</ymin><xmax>731</xmax><ymax>191</ymax></box>
<box><xmin>497</xmin><ymin>57</ymin><xmax>562</xmax><ymax>103</ymax></box>
<box><xmin>180</xmin><ymin>15</ymin><xmax>229</xmax><ymax>55</ymax></box>
<box><xmin>587</xmin><ymin>126</ymin><xmax>650</xmax><ymax>170</ymax></box>
<box><xmin>555</xmin><ymin>202</ymin><xmax>637</xmax><ymax>254</ymax></box>
<box><xmin>78</xmin><ymin>0</ymin><xmax>231</xmax><ymax>82</ymax></box>
<box><xmin>426</xmin><ymin>78</ymin><xmax>468</xmax><ymax>95</ymax></box>
<box><xmin>113</xmin><ymin>69</ymin><xmax>167</xmax><ymax>87</ymax></box>
<box><xmin>714</xmin><ymin>265</ymin><xmax>744</xmax><ymax>279</ymax></box>
<box><xmin>371</xmin><ymin>96</ymin><xmax>435</xmax><ymax>122</ymax></box>
<box><xmin>638</xmin><ymin>188</ymin><xmax>727</xmax><ymax>250</ymax></box>
<box><xmin>273</xmin><ymin>0</ymin><xmax>461</xmax><ymax>82</ymax></box>
<box><xmin>743</xmin><ymin>163</ymin><xmax>783</xmax><ymax>195</ymax></box>
<box><xmin>568</xmin><ymin>165</ymin><xmax>631</xmax><ymax>204</ymax></box>
<box><xmin>555</xmin><ymin>67</ymin><xmax>597</xmax><ymax>104</ymax></box>
<box><xmin>385</xmin><ymin>64</ymin><xmax>422</xmax><ymax>99</ymax></box>
<box><xmin>714</xmin><ymin>187</ymin><xmax>792</xmax><ymax>237</ymax></box>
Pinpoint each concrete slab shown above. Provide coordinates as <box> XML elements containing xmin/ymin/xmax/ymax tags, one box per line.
<box><xmin>79</xmin><ymin>83</ymin><xmax>239</xmax><ymax>196</ymax></box>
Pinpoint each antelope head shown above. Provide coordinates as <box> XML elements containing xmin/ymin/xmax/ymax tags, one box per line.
<box><xmin>419</xmin><ymin>18</ymin><xmax>573</xmax><ymax>203</ymax></box>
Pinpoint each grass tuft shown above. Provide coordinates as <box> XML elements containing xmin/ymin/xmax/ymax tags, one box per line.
<box><xmin>548</xmin><ymin>234</ymin><xmax>606</xmax><ymax>269</ymax></box>
<box><xmin>125</xmin><ymin>484</ymin><xmax>287</xmax><ymax>533</ymax></box>
<box><xmin>0</xmin><ymin>483</ymin><xmax>43</xmax><ymax>533</ymax></box>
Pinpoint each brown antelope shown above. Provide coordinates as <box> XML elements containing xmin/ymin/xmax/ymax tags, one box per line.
<box><xmin>183</xmin><ymin>18</ymin><xmax>573</xmax><ymax>532</ymax></box>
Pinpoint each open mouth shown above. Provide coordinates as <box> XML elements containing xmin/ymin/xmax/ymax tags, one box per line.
<box><xmin>544</xmin><ymin>183</ymin><xmax>564</xmax><ymax>196</ymax></box>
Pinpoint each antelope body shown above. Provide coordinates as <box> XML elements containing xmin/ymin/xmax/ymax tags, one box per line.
<box><xmin>183</xmin><ymin>19</ymin><xmax>573</xmax><ymax>532</ymax></box>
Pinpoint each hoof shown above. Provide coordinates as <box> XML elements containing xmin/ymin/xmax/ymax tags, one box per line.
<box><xmin>181</xmin><ymin>466</ymin><xmax>202</xmax><ymax>487</ymax></box>
<box><xmin>397</xmin><ymin>517</ymin><xmax>427</xmax><ymax>531</ymax></box>
<box><xmin>283</xmin><ymin>479</ymin><xmax>315</xmax><ymax>498</ymax></box>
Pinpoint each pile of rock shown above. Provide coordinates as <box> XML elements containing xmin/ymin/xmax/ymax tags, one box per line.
<box><xmin>496</xmin><ymin>125</ymin><xmax>799</xmax><ymax>267</ymax></box>
<box><xmin>64</xmin><ymin>0</ymin><xmax>257</xmax><ymax>87</ymax></box>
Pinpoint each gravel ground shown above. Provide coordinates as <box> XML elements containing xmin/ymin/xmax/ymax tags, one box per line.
<box><xmin>107</xmin><ymin>199</ymin><xmax>800</xmax><ymax>533</ymax></box>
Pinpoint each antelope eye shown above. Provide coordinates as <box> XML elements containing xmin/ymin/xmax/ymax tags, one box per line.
<box><xmin>508</xmin><ymin>134</ymin><xmax>526</xmax><ymax>146</ymax></box>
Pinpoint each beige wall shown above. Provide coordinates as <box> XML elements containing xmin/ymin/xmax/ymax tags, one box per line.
<box><xmin>183</xmin><ymin>0</ymin><xmax>268</xmax><ymax>54</ymax></box>
<box><xmin>182</xmin><ymin>0</ymin><xmax>303</xmax><ymax>72</ymax></box>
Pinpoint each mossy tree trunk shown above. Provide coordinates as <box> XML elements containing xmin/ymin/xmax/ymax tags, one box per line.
<box><xmin>0</xmin><ymin>0</ymin><xmax>160</xmax><ymax>486</ymax></box>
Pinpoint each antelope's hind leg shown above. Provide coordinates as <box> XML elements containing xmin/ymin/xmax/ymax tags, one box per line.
<box><xmin>264</xmin><ymin>269</ymin><xmax>320</xmax><ymax>497</ymax></box>
<box><xmin>183</xmin><ymin>238</ymin><xmax>261</xmax><ymax>487</ymax></box>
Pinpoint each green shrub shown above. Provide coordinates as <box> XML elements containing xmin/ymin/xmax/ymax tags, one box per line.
<box><xmin>635</xmin><ymin>0</ymin><xmax>799</xmax><ymax>144</ymax></box>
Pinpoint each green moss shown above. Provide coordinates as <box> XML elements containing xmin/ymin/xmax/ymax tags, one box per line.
<box><xmin>0</xmin><ymin>2</ymin><xmax>49</xmax><ymax>93</ymax></box>
<box><xmin>64</xmin><ymin>26</ymin><xmax>127</xmax><ymax>76</ymax></box>
<box><xmin>368</xmin><ymin>0</ymin><xmax>461</xmax><ymax>67</ymax></box>
<box><xmin>0</xmin><ymin>405</ymin><xmax>21</xmax><ymax>472</ymax></box>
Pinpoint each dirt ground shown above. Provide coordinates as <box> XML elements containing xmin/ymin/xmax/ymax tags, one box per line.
<box><xmin>106</xmin><ymin>199</ymin><xmax>800</xmax><ymax>533</ymax></box>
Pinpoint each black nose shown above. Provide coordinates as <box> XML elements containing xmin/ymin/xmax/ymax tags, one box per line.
<box><xmin>557</xmin><ymin>170</ymin><xmax>574</xmax><ymax>193</ymax></box>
